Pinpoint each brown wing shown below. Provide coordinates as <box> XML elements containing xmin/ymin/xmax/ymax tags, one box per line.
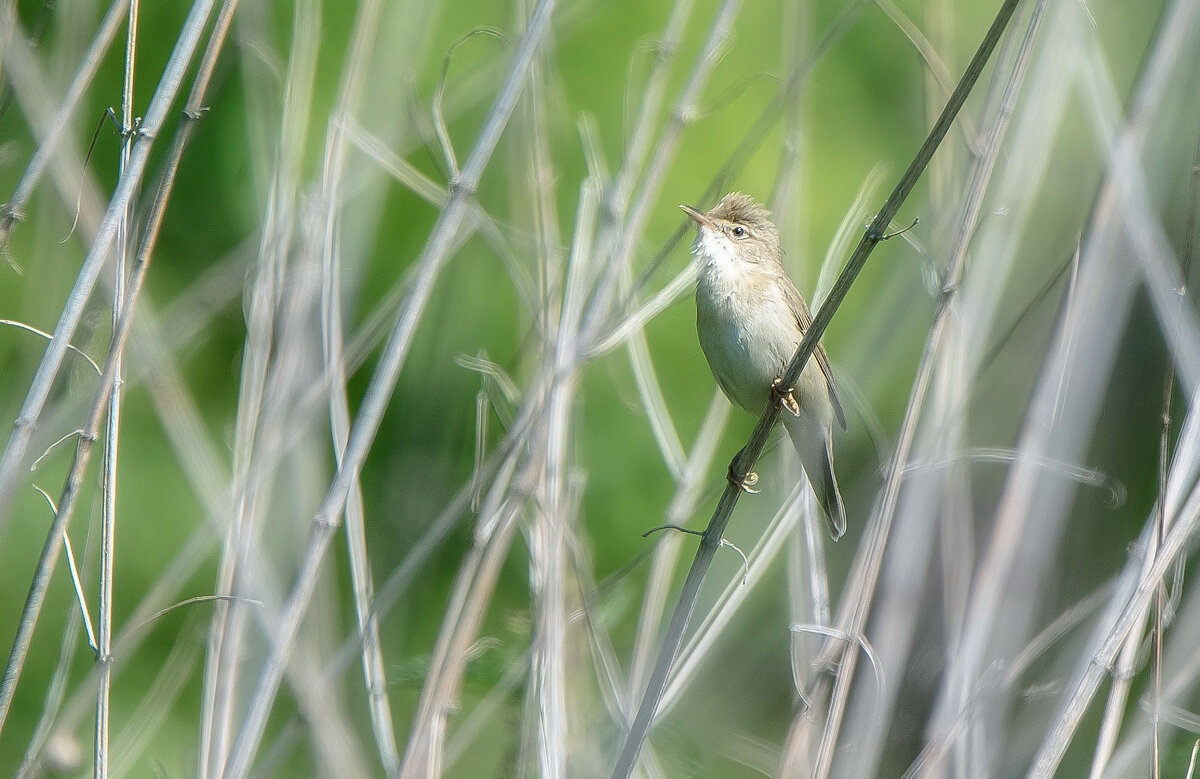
<box><xmin>783</xmin><ymin>282</ymin><xmax>847</xmax><ymax>431</ymax></box>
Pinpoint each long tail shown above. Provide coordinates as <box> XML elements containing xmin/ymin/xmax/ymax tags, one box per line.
<box><xmin>786</xmin><ymin>417</ymin><xmax>846</xmax><ymax>540</ymax></box>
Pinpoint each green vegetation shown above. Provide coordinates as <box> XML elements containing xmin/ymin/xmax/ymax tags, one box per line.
<box><xmin>0</xmin><ymin>0</ymin><xmax>1194</xmax><ymax>776</ymax></box>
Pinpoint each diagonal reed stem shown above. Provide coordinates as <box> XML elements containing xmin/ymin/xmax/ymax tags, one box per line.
<box><xmin>215</xmin><ymin>1</ymin><xmax>561</xmax><ymax>775</ymax></box>
<box><xmin>0</xmin><ymin>0</ymin><xmax>225</xmax><ymax>737</ymax></box>
<box><xmin>610</xmin><ymin>1</ymin><xmax>1023</xmax><ymax>774</ymax></box>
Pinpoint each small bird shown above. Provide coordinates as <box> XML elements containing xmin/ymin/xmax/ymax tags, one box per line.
<box><xmin>682</xmin><ymin>192</ymin><xmax>847</xmax><ymax>539</ymax></box>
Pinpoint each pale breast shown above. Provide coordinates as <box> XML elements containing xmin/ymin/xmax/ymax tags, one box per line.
<box><xmin>696</xmin><ymin>268</ymin><xmax>805</xmax><ymax>416</ymax></box>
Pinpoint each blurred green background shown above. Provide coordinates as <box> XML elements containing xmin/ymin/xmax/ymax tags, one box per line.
<box><xmin>0</xmin><ymin>0</ymin><xmax>1190</xmax><ymax>775</ymax></box>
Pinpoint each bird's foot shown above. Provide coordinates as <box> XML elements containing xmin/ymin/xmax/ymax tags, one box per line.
<box><xmin>727</xmin><ymin>461</ymin><xmax>759</xmax><ymax>494</ymax></box>
<box><xmin>772</xmin><ymin>377</ymin><xmax>800</xmax><ymax>417</ymax></box>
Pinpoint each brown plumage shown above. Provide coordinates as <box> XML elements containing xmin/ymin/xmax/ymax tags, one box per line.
<box><xmin>683</xmin><ymin>192</ymin><xmax>847</xmax><ymax>538</ymax></box>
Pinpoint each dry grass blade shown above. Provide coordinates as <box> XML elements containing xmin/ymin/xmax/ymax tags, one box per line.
<box><xmin>827</xmin><ymin>1</ymin><xmax>1055</xmax><ymax>773</ymax></box>
<box><xmin>1025</xmin><ymin>0</ymin><xmax>1200</xmax><ymax>771</ymax></box>
<box><xmin>612</xmin><ymin>1</ymin><xmax>1021</xmax><ymax>774</ymax></box>
<box><xmin>0</xmin><ymin>0</ymin><xmax>220</xmax><ymax>531</ymax></box>
<box><xmin>1</xmin><ymin>0</ymin><xmax>1192</xmax><ymax>774</ymax></box>
<box><xmin>0</xmin><ymin>0</ymin><xmax>223</xmax><ymax>740</ymax></box>
<box><xmin>0</xmin><ymin>0</ymin><xmax>128</xmax><ymax>251</ymax></box>
<box><xmin>216</xmin><ymin>2</ymin><xmax>562</xmax><ymax>775</ymax></box>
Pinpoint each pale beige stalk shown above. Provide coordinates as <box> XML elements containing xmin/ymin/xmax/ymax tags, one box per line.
<box><xmin>683</xmin><ymin>192</ymin><xmax>847</xmax><ymax>538</ymax></box>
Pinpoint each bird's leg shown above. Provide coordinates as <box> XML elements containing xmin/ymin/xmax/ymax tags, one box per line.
<box><xmin>727</xmin><ymin>446</ymin><xmax>760</xmax><ymax>494</ymax></box>
<box><xmin>772</xmin><ymin>377</ymin><xmax>801</xmax><ymax>417</ymax></box>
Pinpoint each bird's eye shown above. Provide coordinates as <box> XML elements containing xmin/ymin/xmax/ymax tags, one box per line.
<box><xmin>732</xmin><ymin>225</ymin><xmax>747</xmax><ymax>237</ymax></box>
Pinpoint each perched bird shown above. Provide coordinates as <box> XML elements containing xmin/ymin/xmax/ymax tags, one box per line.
<box><xmin>682</xmin><ymin>192</ymin><xmax>847</xmax><ymax>539</ymax></box>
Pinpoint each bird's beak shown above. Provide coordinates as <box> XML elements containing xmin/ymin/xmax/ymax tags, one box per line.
<box><xmin>679</xmin><ymin>204</ymin><xmax>714</xmax><ymax>228</ymax></box>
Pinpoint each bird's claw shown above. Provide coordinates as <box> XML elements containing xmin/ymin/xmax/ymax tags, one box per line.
<box><xmin>728</xmin><ymin>464</ymin><xmax>759</xmax><ymax>494</ymax></box>
<box><xmin>772</xmin><ymin>378</ymin><xmax>800</xmax><ymax>417</ymax></box>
